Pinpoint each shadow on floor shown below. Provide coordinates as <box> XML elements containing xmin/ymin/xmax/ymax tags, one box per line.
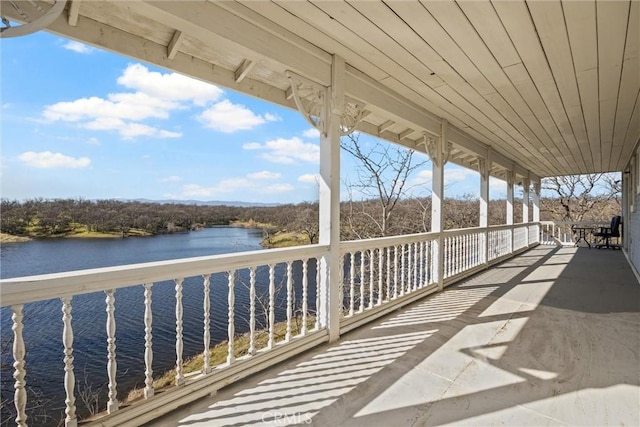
<box><xmin>150</xmin><ymin>246</ymin><xmax>640</xmax><ymax>427</ymax></box>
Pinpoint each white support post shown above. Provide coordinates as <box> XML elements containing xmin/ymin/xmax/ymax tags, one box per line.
<box><xmin>425</xmin><ymin>119</ymin><xmax>450</xmax><ymax>292</ymax></box>
<box><xmin>523</xmin><ymin>177</ymin><xmax>530</xmax><ymax>246</ymax></box>
<box><xmin>532</xmin><ymin>180</ymin><xmax>540</xmax><ymax>222</ymax></box>
<box><xmin>506</xmin><ymin>170</ymin><xmax>514</xmax><ymax>226</ymax></box>
<box><xmin>532</xmin><ymin>180</ymin><xmax>540</xmax><ymax>245</ymax></box>
<box><xmin>522</xmin><ymin>177</ymin><xmax>530</xmax><ymax>224</ymax></box>
<box><xmin>318</xmin><ymin>55</ymin><xmax>344</xmax><ymax>342</ymax></box>
<box><xmin>506</xmin><ymin>170</ymin><xmax>515</xmax><ymax>254</ymax></box>
<box><xmin>478</xmin><ymin>153</ymin><xmax>490</xmax><ymax>267</ymax></box>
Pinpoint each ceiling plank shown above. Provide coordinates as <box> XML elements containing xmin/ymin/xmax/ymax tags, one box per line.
<box><xmin>610</xmin><ymin>0</ymin><xmax>639</xmax><ymax>170</ymax></box>
<box><xmin>422</xmin><ymin>0</ymin><xmax>564</xmax><ymax>174</ymax></box>
<box><xmin>294</xmin><ymin>2</ymin><xmax>497</xmax><ymax>132</ymax></box>
<box><xmin>225</xmin><ymin>1</ymin><xmax>389</xmax><ymax>82</ymax></box>
<box><xmin>493</xmin><ymin>0</ymin><xmax>588</xmax><ymax>173</ymax></box>
<box><xmin>564</xmin><ymin>0</ymin><xmax>602</xmax><ymax>171</ymax></box>
<box><xmin>596</xmin><ymin>0</ymin><xmax>630</xmax><ymax>170</ymax></box>
<box><xmin>528</xmin><ymin>0</ymin><xmax>594</xmax><ymax>171</ymax></box>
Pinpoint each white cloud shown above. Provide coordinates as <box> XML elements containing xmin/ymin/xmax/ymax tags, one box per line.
<box><xmin>44</xmin><ymin>93</ymin><xmax>179</xmax><ymax>122</ymax></box>
<box><xmin>198</xmin><ymin>100</ymin><xmax>278</xmax><ymax>133</ymax></box>
<box><xmin>84</xmin><ymin>118</ymin><xmax>181</xmax><ymax>140</ymax></box>
<box><xmin>19</xmin><ymin>151</ymin><xmax>91</xmax><ymax>169</ymax></box>
<box><xmin>87</xmin><ymin>137</ymin><xmax>100</xmax><ymax>146</ymax></box>
<box><xmin>63</xmin><ymin>41</ymin><xmax>95</xmax><ymax>54</ymax></box>
<box><xmin>302</xmin><ymin>128</ymin><xmax>320</xmax><ymax>138</ymax></box>
<box><xmin>166</xmin><ymin>172</ymin><xmax>294</xmax><ymax>199</ymax></box>
<box><xmin>409</xmin><ymin>169</ymin><xmax>433</xmax><ymax>188</ymax></box>
<box><xmin>446</xmin><ymin>167</ymin><xmax>478</xmax><ymax>182</ymax></box>
<box><xmin>298</xmin><ymin>174</ymin><xmax>319</xmax><ymax>184</ymax></box>
<box><xmin>264</xmin><ymin>113</ymin><xmax>281</xmax><ymax>122</ymax></box>
<box><xmin>242</xmin><ymin>142</ymin><xmax>262</xmax><ymax>150</ymax></box>
<box><xmin>244</xmin><ymin>137</ymin><xmax>319</xmax><ymax>164</ymax></box>
<box><xmin>490</xmin><ymin>177</ymin><xmax>507</xmax><ymax>197</ymax></box>
<box><xmin>41</xmin><ymin>63</ymin><xmax>219</xmax><ymax>140</ymax></box>
<box><xmin>159</xmin><ymin>175</ymin><xmax>182</xmax><ymax>183</ymax></box>
<box><xmin>247</xmin><ymin>171</ymin><xmax>280</xmax><ymax>180</ymax></box>
<box><xmin>117</xmin><ymin>63</ymin><xmax>223</xmax><ymax>106</ymax></box>
<box><xmin>264</xmin><ymin>184</ymin><xmax>294</xmax><ymax>193</ymax></box>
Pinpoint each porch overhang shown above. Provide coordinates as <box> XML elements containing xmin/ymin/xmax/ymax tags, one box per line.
<box><xmin>2</xmin><ymin>0</ymin><xmax>638</xmax><ymax>179</ymax></box>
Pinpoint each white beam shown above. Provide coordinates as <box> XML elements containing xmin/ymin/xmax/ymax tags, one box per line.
<box><xmin>39</xmin><ymin>13</ymin><xmax>297</xmax><ymax>111</ymax></box>
<box><xmin>345</xmin><ymin>65</ymin><xmax>442</xmax><ymax>137</ymax></box>
<box><xmin>378</xmin><ymin>120</ymin><xmax>395</xmax><ymax>133</ymax></box>
<box><xmin>127</xmin><ymin>1</ymin><xmax>332</xmax><ymax>85</ymax></box>
<box><xmin>234</xmin><ymin>59</ymin><xmax>256</xmax><ymax>83</ymax></box>
<box><xmin>167</xmin><ymin>30</ymin><xmax>184</xmax><ymax>60</ymax></box>
<box><xmin>68</xmin><ymin>0</ymin><xmax>81</xmax><ymax>27</ymax></box>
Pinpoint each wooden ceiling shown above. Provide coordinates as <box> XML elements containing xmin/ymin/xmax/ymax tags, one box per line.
<box><xmin>3</xmin><ymin>0</ymin><xmax>639</xmax><ymax>179</ymax></box>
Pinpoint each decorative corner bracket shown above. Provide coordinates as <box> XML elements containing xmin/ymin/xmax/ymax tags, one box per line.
<box><xmin>286</xmin><ymin>71</ymin><xmax>328</xmax><ymax>136</ymax></box>
<box><xmin>1</xmin><ymin>0</ymin><xmax>68</xmax><ymax>38</ymax></box>
<box><xmin>422</xmin><ymin>132</ymin><xmax>451</xmax><ymax>167</ymax></box>
<box><xmin>340</xmin><ymin>100</ymin><xmax>366</xmax><ymax>136</ymax></box>
<box><xmin>286</xmin><ymin>71</ymin><xmax>366</xmax><ymax>137</ymax></box>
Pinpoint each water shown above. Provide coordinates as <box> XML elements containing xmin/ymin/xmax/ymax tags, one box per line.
<box><xmin>0</xmin><ymin>227</ymin><xmax>317</xmax><ymax>425</ymax></box>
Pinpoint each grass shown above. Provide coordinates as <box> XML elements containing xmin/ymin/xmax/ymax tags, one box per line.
<box><xmin>125</xmin><ymin>315</ymin><xmax>316</xmax><ymax>403</ymax></box>
<box><xmin>262</xmin><ymin>231</ymin><xmax>310</xmax><ymax>248</ymax></box>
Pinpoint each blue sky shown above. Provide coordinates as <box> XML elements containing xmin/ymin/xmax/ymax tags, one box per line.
<box><xmin>1</xmin><ymin>31</ymin><xmax>506</xmax><ymax>204</ymax></box>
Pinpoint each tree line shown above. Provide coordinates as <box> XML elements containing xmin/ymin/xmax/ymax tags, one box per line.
<box><xmin>0</xmin><ymin>192</ymin><xmax>621</xmax><ymax>245</ymax></box>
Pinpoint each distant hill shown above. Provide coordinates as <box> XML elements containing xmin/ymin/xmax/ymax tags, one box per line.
<box><xmin>126</xmin><ymin>198</ymin><xmax>282</xmax><ymax>207</ymax></box>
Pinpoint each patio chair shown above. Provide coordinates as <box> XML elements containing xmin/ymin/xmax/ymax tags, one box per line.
<box><xmin>593</xmin><ymin>215</ymin><xmax>622</xmax><ymax>249</ymax></box>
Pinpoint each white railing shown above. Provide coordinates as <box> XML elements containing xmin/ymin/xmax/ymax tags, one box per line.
<box><xmin>1</xmin><ymin>245</ymin><xmax>328</xmax><ymax>427</ymax></box>
<box><xmin>340</xmin><ymin>232</ymin><xmax>439</xmax><ymax>325</ymax></box>
<box><xmin>338</xmin><ymin>224</ymin><xmax>539</xmax><ymax>332</ymax></box>
<box><xmin>0</xmin><ymin>223</ymin><xmax>540</xmax><ymax>426</ymax></box>
<box><xmin>539</xmin><ymin>221</ymin><xmax>605</xmax><ymax>245</ymax></box>
<box><xmin>443</xmin><ymin>228</ymin><xmax>485</xmax><ymax>280</ymax></box>
<box><xmin>488</xmin><ymin>224</ymin><xmax>513</xmax><ymax>261</ymax></box>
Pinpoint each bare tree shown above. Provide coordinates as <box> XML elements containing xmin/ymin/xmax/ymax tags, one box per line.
<box><xmin>341</xmin><ymin>133</ymin><xmax>429</xmax><ymax>238</ymax></box>
<box><xmin>293</xmin><ymin>204</ymin><xmax>319</xmax><ymax>244</ymax></box>
<box><xmin>541</xmin><ymin>173</ymin><xmax>621</xmax><ymax>222</ymax></box>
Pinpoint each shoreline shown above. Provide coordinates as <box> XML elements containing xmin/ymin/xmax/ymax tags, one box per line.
<box><xmin>0</xmin><ymin>229</ymin><xmax>154</xmax><ymax>243</ymax></box>
<box><xmin>0</xmin><ymin>233</ymin><xmax>32</xmax><ymax>243</ymax></box>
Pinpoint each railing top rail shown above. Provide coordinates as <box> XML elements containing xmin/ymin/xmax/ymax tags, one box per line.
<box><xmin>539</xmin><ymin>220</ymin><xmax>607</xmax><ymax>226</ymax></box>
<box><xmin>487</xmin><ymin>222</ymin><xmax>538</xmax><ymax>231</ymax></box>
<box><xmin>0</xmin><ymin>244</ymin><xmax>329</xmax><ymax>307</ymax></box>
<box><xmin>339</xmin><ymin>223</ymin><xmax>540</xmax><ymax>252</ymax></box>
<box><xmin>340</xmin><ymin>231</ymin><xmax>440</xmax><ymax>251</ymax></box>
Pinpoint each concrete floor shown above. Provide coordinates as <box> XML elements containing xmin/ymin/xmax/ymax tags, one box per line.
<box><xmin>148</xmin><ymin>246</ymin><xmax>640</xmax><ymax>426</ymax></box>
